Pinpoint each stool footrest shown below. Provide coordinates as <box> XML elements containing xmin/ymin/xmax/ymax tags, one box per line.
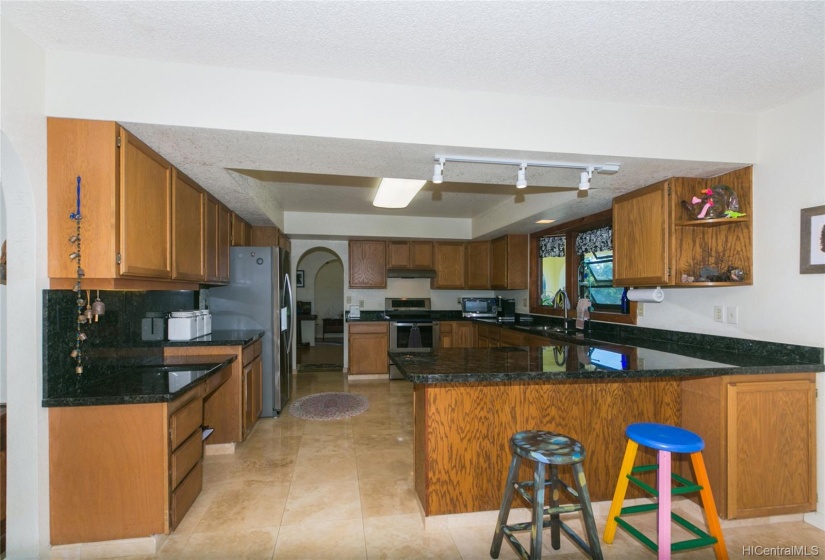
<box><xmin>503</xmin><ymin>520</ymin><xmax>596</xmax><ymax>558</ymax></box>
<box><xmin>628</xmin><ymin>465</ymin><xmax>704</xmax><ymax>497</ymax></box>
<box><xmin>613</xmin><ymin>510</ymin><xmax>718</xmax><ymax>553</ymax></box>
<box><xmin>516</xmin><ymin>479</ymin><xmax>580</xmax><ymax>506</ymax></box>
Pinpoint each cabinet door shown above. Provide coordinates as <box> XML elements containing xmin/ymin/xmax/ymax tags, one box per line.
<box><xmin>231</xmin><ymin>213</ymin><xmax>248</xmax><ymax>247</ymax></box>
<box><xmin>242</xmin><ymin>355</ymin><xmax>263</xmax><ymax>438</ymax></box>
<box><xmin>410</xmin><ymin>241</ymin><xmax>434</xmax><ymax>269</ymax></box>
<box><xmin>613</xmin><ymin>180</ymin><xmax>673</xmax><ymax>286</ymax></box>
<box><xmin>454</xmin><ymin>322</ymin><xmax>475</xmax><ymax>348</ymax></box>
<box><xmin>388</xmin><ymin>241</ymin><xmax>411</xmax><ymax>269</ymax></box>
<box><xmin>172</xmin><ymin>171</ymin><xmax>205</xmax><ymax>281</ymax></box>
<box><xmin>727</xmin><ymin>379</ymin><xmax>816</xmax><ymax>519</ymax></box>
<box><xmin>439</xmin><ymin>322</ymin><xmax>454</xmax><ymax>348</ymax></box>
<box><xmin>466</xmin><ymin>241</ymin><xmax>491</xmax><ymax>289</ymax></box>
<box><xmin>118</xmin><ymin>128</ymin><xmax>172</xmax><ymax>278</ymax></box>
<box><xmin>204</xmin><ymin>197</ymin><xmax>219</xmax><ymax>282</ymax></box>
<box><xmin>349</xmin><ymin>241</ymin><xmax>387</xmax><ymax>288</ymax></box>
<box><xmin>432</xmin><ymin>242</ymin><xmax>466</xmax><ymax>289</ymax></box>
<box><xmin>218</xmin><ymin>205</ymin><xmax>231</xmax><ymax>283</ymax></box>
<box><xmin>490</xmin><ymin>236</ymin><xmax>507</xmax><ymax>289</ymax></box>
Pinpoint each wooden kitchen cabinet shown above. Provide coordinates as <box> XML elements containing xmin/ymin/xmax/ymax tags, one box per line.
<box><xmin>349</xmin><ymin>240</ymin><xmax>387</xmax><ymax>288</ymax></box>
<box><xmin>681</xmin><ymin>373</ymin><xmax>815</xmax><ymax>519</ymax></box>
<box><xmin>388</xmin><ymin>241</ymin><xmax>434</xmax><ymax>269</ymax></box>
<box><xmin>172</xmin><ymin>170</ymin><xmax>205</xmax><ymax>282</ymax></box>
<box><xmin>231</xmin><ymin>213</ymin><xmax>252</xmax><ymax>246</ymax></box>
<box><xmin>465</xmin><ymin>241</ymin><xmax>491</xmax><ymax>289</ymax></box>
<box><xmin>348</xmin><ymin>322</ymin><xmax>389</xmax><ymax>375</ymax></box>
<box><xmin>242</xmin><ymin>345</ymin><xmax>263</xmax><ymax>439</ymax></box>
<box><xmin>204</xmin><ymin>197</ymin><xmax>231</xmax><ymax>284</ymax></box>
<box><xmin>48</xmin><ymin>379</ymin><xmax>216</xmax><ymax>544</ymax></box>
<box><xmin>476</xmin><ymin>324</ymin><xmax>500</xmax><ymax>348</ymax></box>
<box><xmin>48</xmin><ymin>118</ymin><xmax>178</xmax><ymax>288</ymax></box>
<box><xmin>439</xmin><ymin>321</ymin><xmax>474</xmax><ymax>348</ymax></box>
<box><xmin>613</xmin><ymin>167</ymin><xmax>752</xmax><ymax>288</ymax></box>
<box><xmin>218</xmin><ymin>205</ymin><xmax>231</xmax><ymax>282</ymax></box>
<box><xmin>490</xmin><ymin>234</ymin><xmax>528</xmax><ymax>289</ymax></box>
<box><xmin>388</xmin><ymin>241</ymin><xmax>411</xmax><ymax>269</ymax></box>
<box><xmin>432</xmin><ymin>242</ymin><xmax>466</xmax><ymax>289</ymax></box>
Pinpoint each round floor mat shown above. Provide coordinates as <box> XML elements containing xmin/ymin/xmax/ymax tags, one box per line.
<box><xmin>287</xmin><ymin>392</ymin><xmax>369</xmax><ymax>421</ymax></box>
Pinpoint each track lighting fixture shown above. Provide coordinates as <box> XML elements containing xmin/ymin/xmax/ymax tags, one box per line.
<box><xmin>432</xmin><ymin>158</ymin><xmax>444</xmax><ymax>184</ymax></box>
<box><xmin>578</xmin><ymin>167</ymin><xmax>594</xmax><ymax>191</ymax></box>
<box><xmin>516</xmin><ymin>164</ymin><xmax>527</xmax><ymax>189</ymax></box>
<box><xmin>433</xmin><ymin>155</ymin><xmax>619</xmax><ymax>192</ymax></box>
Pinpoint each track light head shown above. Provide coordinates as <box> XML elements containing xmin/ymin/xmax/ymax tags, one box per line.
<box><xmin>516</xmin><ymin>164</ymin><xmax>527</xmax><ymax>189</ymax></box>
<box><xmin>432</xmin><ymin>158</ymin><xmax>445</xmax><ymax>184</ymax></box>
<box><xmin>578</xmin><ymin>167</ymin><xmax>594</xmax><ymax>191</ymax></box>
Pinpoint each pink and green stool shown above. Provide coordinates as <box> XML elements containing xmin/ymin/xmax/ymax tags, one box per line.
<box><xmin>603</xmin><ymin>423</ymin><xmax>727</xmax><ymax>560</ymax></box>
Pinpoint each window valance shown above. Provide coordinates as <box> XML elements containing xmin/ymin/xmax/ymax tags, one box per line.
<box><xmin>575</xmin><ymin>226</ymin><xmax>612</xmax><ymax>255</ymax></box>
<box><xmin>539</xmin><ymin>236</ymin><xmax>565</xmax><ymax>258</ymax></box>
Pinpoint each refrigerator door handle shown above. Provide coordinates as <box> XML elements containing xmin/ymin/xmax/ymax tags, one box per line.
<box><xmin>284</xmin><ymin>272</ymin><xmax>296</xmax><ymax>350</ymax></box>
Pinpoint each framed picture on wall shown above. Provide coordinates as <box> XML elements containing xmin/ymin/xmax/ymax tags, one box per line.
<box><xmin>800</xmin><ymin>205</ymin><xmax>825</xmax><ymax>274</ymax></box>
<box><xmin>296</xmin><ymin>269</ymin><xmax>305</xmax><ymax>287</ymax></box>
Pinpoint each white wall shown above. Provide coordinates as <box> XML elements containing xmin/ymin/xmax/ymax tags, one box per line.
<box><xmin>0</xmin><ymin>19</ymin><xmax>50</xmax><ymax>558</ymax></box>
<box><xmin>0</xmin><ymin>191</ymin><xmax>6</xmax><ymax>402</ymax></box>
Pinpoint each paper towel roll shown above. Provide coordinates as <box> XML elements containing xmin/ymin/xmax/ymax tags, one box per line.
<box><xmin>626</xmin><ymin>288</ymin><xmax>665</xmax><ymax>303</ymax></box>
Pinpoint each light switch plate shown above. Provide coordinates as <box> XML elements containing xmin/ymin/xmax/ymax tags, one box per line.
<box><xmin>726</xmin><ymin>305</ymin><xmax>738</xmax><ymax>325</ymax></box>
<box><xmin>359</xmin><ymin>300</ymin><xmax>365</xmax><ymax>308</ymax></box>
<box><xmin>346</xmin><ymin>296</ymin><xmax>352</xmax><ymax>304</ymax></box>
<box><xmin>713</xmin><ymin>305</ymin><xmax>724</xmax><ymax>322</ymax></box>
<box><xmin>637</xmin><ymin>303</ymin><xmax>645</xmax><ymax>317</ymax></box>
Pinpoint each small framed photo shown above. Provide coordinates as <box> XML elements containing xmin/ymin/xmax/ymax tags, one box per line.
<box><xmin>800</xmin><ymin>205</ymin><xmax>825</xmax><ymax>274</ymax></box>
<box><xmin>296</xmin><ymin>269</ymin><xmax>305</xmax><ymax>287</ymax></box>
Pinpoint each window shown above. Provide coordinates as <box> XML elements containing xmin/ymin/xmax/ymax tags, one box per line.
<box><xmin>529</xmin><ymin>209</ymin><xmax>635</xmax><ymax>324</ymax></box>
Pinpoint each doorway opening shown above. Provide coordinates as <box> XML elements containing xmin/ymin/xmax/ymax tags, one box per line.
<box><xmin>295</xmin><ymin>247</ymin><xmax>344</xmax><ymax>371</ymax></box>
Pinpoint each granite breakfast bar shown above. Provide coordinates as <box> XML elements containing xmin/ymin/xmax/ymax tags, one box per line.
<box><xmin>390</xmin><ymin>331</ymin><xmax>823</xmax><ymax>521</ymax></box>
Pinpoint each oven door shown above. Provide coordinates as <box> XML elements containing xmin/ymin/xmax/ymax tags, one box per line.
<box><xmin>389</xmin><ymin>321</ymin><xmax>440</xmax><ymax>380</ymax></box>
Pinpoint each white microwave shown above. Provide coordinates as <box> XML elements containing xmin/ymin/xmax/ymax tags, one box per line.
<box><xmin>461</xmin><ymin>297</ymin><xmax>497</xmax><ymax>318</ymax></box>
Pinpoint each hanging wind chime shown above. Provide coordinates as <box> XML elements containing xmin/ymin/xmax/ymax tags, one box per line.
<box><xmin>68</xmin><ymin>176</ymin><xmax>104</xmax><ymax>374</ymax></box>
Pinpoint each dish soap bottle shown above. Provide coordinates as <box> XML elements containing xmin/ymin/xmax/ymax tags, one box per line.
<box><xmin>620</xmin><ymin>288</ymin><xmax>630</xmax><ymax>314</ymax></box>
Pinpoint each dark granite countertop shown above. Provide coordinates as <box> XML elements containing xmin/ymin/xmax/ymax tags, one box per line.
<box><xmin>43</xmin><ymin>354</ymin><xmax>237</xmax><ymax>407</ymax></box>
<box><xmin>346</xmin><ymin>310</ymin><xmax>468</xmax><ymax>322</ymax></box>
<box><xmin>390</xmin><ymin>319</ymin><xmax>824</xmax><ymax>383</ymax></box>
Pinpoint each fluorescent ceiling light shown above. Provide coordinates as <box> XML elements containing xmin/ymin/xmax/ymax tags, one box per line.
<box><xmin>536</xmin><ymin>219</ymin><xmax>555</xmax><ymax>224</ymax></box>
<box><xmin>373</xmin><ymin>178</ymin><xmax>427</xmax><ymax>208</ymax></box>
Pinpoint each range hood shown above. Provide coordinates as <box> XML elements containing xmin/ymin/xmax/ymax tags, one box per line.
<box><xmin>386</xmin><ymin>268</ymin><xmax>437</xmax><ymax>279</ymax></box>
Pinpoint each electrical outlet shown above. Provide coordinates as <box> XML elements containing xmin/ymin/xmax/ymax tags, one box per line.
<box><xmin>346</xmin><ymin>296</ymin><xmax>352</xmax><ymax>304</ymax></box>
<box><xmin>522</xmin><ymin>298</ymin><xmax>528</xmax><ymax>307</ymax></box>
<box><xmin>713</xmin><ymin>305</ymin><xmax>724</xmax><ymax>322</ymax></box>
<box><xmin>726</xmin><ymin>305</ymin><xmax>738</xmax><ymax>325</ymax></box>
<box><xmin>637</xmin><ymin>302</ymin><xmax>645</xmax><ymax>317</ymax></box>
<box><xmin>457</xmin><ymin>297</ymin><xmax>461</xmax><ymax>304</ymax></box>
<box><xmin>359</xmin><ymin>300</ymin><xmax>365</xmax><ymax>308</ymax></box>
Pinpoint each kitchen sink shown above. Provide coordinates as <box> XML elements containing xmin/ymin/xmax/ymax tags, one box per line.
<box><xmin>516</xmin><ymin>325</ymin><xmax>578</xmax><ymax>334</ymax></box>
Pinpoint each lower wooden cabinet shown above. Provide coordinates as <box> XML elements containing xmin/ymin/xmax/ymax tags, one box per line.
<box><xmin>681</xmin><ymin>373</ymin><xmax>816</xmax><ymax>519</ymax></box>
<box><xmin>439</xmin><ymin>321</ymin><xmax>475</xmax><ymax>348</ymax></box>
<box><xmin>48</xmin><ymin>382</ymin><xmax>209</xmax><ymax>544</ymax></box>
<box><xmin>348</xmin><ymin>322</ymin><xmax>389</xmax><ymax>375</ymax></box>
<box><xmin>477</xmin><ymin>324</ymin><xmax>500</xmax><ymax>348</ymax></box>
<box><xmin>242</xmin><ymin>351</ymin><xmax>263</xmax><ymax>439</ymax></box>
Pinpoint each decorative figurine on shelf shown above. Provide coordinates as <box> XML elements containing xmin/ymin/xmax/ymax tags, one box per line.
<box><xmin>724</xmin><ymin>210</ymin><xmax>747</xmax><ymax>218</ymax></box>
<box><xmin>681</xmin><ymin>184</ymin><xmax>741</xmax><ymax>220</ymax></box>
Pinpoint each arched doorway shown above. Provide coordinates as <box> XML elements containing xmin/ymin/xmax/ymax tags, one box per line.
<box><xmin>295</xmin><ymin>247</ymin><xmax>344</xmax><ymax>371</ymax></box>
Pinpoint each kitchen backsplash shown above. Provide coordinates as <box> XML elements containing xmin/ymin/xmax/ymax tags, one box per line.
<box><xmin>42</xmin><ymin>290</ymin><xmax>198</xmax><ymax>398</ymax></box>
<box><xmin>347</xmin><ymin>278</ymin><xmax>528</xmax><ymax>312</ymax></box>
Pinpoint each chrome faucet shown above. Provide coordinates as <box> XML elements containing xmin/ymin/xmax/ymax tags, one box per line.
<box><xmin>554</xmin><ymin>289</ymin><xmax>573</xmax><ymax>329</ymax></box>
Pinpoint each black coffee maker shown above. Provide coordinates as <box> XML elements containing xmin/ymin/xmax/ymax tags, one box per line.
<box><xmin>497</xmin><ymin>297</ymin><xmax>516</xmax><ymax>322</ymax></box>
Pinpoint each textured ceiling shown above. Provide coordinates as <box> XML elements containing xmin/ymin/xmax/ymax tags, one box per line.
<box><xmin>3</xmin><ymin>1</ymin><xmax>823</xmax><ymax>231</ymax></box>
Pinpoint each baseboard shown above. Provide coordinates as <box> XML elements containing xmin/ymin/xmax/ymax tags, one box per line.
<box><xmin>204</xmin><ymin>442</ymin><xmax>236</xmax><ymax>455</ymax></box>
<box><xmin>347</xmin><ymin>374</ymin><xmax>388</xmax><ymax>381</ymax></box>
<box><xmin>804</xmin><ymin>510</ymin><xmax>825</xmax><ymax>530</ymax></box>
<box><xmin>50</xmin><ymin>534</ymin><xmax>165</xmax><ymax>559</ymax></box>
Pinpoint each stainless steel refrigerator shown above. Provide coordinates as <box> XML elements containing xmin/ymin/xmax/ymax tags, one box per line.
<box><xmin>209</xmin><ymin>246</ymin><xmax>294</xmax><ymax>416</ymax></box>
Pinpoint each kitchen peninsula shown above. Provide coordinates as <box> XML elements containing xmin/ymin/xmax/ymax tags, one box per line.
<box><xmin>391</xmin><ymin>323</ymin><xmax>823</xmax><ymax>522</ymax></box>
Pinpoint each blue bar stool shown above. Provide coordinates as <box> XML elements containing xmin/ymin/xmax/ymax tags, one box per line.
<box><xmin>603</xmin><ymin>423</ymin><xmax>727</xmax><ymax>560</ymax></box>
<box><xmin>491</xmin><ymin>430</ymin><xmax>603</xmax><ymax>560</ymax></box>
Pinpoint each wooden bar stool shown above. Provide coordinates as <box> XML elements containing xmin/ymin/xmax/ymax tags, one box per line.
<box><xmin>491</xmin><ymin>430</ymin><xmax>603</xmax><ymax>560</ymax></box>
<box><xmin>603</xmin><ymin>423</ymin><xmax>727</xmax><ymax>560</ymax></box>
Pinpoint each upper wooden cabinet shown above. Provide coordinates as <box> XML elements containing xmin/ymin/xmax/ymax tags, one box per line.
<box><xmin>614</xmin><ymin>168</ymin><xmax>753</xmax><ymax>288</ymax></box>
<box><xmin>432</xmin><ymin>242</ymin><xmax>466</xmax><ymax>289</ymax></box>
<box><xmin>349</xmin><ymin>240</ymin><xmax>387</xmax><ymax>288</ymax></box>
<box><xmin>388</xmin><ymin>241</ymin><xmax>434</xmax><ymax>269</ymax></box>
<box><xmin>465</xmin><ymin>241</ymin><xmax>491</xmax><ymax>289</ymax></box>
<box><xmin>217</xmin><ymin>205</ymin><xmax>231</xmax><ymax>283</ymax></box>
<box><xmin>231</xmin><ymin>213</ymin><xmax>252</xmax><ymax>247</ymax></box>
<box><xmin>250</xmin><ymin>226</ymin><xmax>290</xmax><ymax>252</ymax></box>
<box><xmin>48</xmin><ymin>118</ymin><xmax>176</xmax><ymax>286</ymax></box>
<box><xmin>172</xmin><ymin>170</ymin><xmax>205</xmax><ymax>282</ymax></box>
<box><xmin>204</xmin><ymin>198</ymin><xmax>231</xmax><ymax>285</ymax></box>
<box><xmin>490</xmin><ymin>234</ymin><xmax>528</xmax><ymax>290</ymax></box>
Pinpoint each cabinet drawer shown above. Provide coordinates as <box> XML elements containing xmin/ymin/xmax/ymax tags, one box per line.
<box><xmin>349</xmin><ymin>322</ymin><xmax>388</xmax><ymax>335</ymax></box>
<box><xmin>171</xmin><ymin>428</ymin><xmax>203</xmax><ymax>489</ymax></box>
<box><xmin>242</xmin><ymin>339</ymin><xmax>262</xmax><ymax>365</ymax></box>
<box><xmin>205</xmin><ymin>364</ymin><xmax>231</xmax><ymax>397</ymax></box>
<box><xmin>169</xmin><ymin>397</ymin><xmax>202</xmax><ymax>450</ymax></box>
<box><xmin>500</xmin><ymin>330</ymin><xmax>527</xmax><ymax>347</ymax></box>
<box><xmin>170</xmin><ymin>460</ymin><xmax>203</xmax><ymax>530</ymax></box>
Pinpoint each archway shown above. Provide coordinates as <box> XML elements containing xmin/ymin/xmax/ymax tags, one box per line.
<box><xmin>295</xmin><ymin>247</ymin><xmax>344</xmax><ymax>371</ymax></box>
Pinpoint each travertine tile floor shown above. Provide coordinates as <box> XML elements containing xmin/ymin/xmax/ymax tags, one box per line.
<box><xmin>133</xmin><ymin>371</ymin><xmax>824</xmax><ymax>559</ymax></box>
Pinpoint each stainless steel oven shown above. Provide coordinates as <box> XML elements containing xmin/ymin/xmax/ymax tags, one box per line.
<box><xmin>386</xmin><ymin>298</ymin><xmax>439</xmax><ymax>379</ymax></box>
